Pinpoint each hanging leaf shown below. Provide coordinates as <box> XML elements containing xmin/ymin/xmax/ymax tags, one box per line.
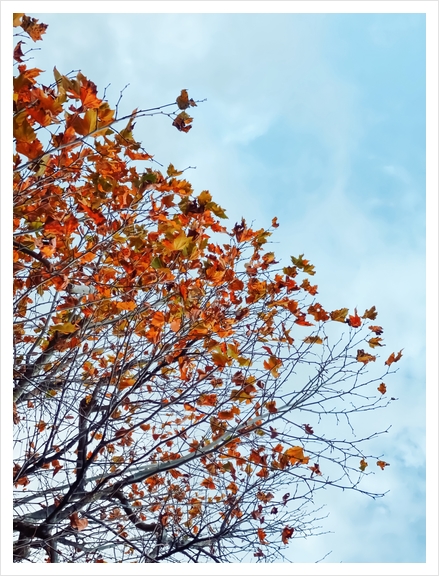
<box><xmin>356</xmin><ymin>349</ymin><xmax>376</xmax><ymax>364</ymax></box>
<box><xmin>362</xmin><ymin>306</ymin><xmax>378</xmax><ymax>320</ymax></box>
<box><xmin>70</xmin><ymin>512</ymin><xmax>89</xmax><ymax>531</ymax></box>
<box><xmin>281</xmin><ymin>526</ymin><xmax>295</xmax><ymax>544</ymax></box>
<box><xmin>385</xmin><ymin>350</ymin><xmax>403</xmax><ymax>366</ymax></box>
<box><xmin>368</xmin><ymin>337</ymin><xmax>384</xmax><ymax>349</ymax></box>
<box><xmin>176</xmin><ymin>89</ymin><xmax>197</xmax><ymax>110</ymax></box>
<box><xmin>291</xmin><ymin>254</ymin><xmax>315</xmax><ymax>275</ymax></box>
<box><xmin>330</xmin><ymin>308</ymin><xmax>349</xmax><ymax>323</ymax></box>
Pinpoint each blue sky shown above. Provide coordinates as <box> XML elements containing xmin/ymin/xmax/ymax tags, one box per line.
<box><xmin>4</xmin><ymin>2</ymin><xmax>438</xmax><ymax>573</ymax></box>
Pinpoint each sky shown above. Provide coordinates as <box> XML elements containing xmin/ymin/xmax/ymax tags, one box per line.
<box><xmin>3</xmin><ymin>1</ymin><xmax>438</xmax><ymax>574</ymax></box>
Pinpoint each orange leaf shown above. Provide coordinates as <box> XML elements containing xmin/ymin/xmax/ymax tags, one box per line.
<box><xmin>257</xmin><ymin>527</ymin><xmax>268</xmax><ymax>544</ymax></box>
<box><xmin>359</xmin><ymin>458</ymin><xmax>368</xmax><ymax>472</ymax></box>
<box><xmin>21</xmin><ymin>15</ymin><xmax>48</xmax><ymax>42</ymax></box>
<box><xmin>377</xmin><ymin>460</ymin><xmax>389</xmax><ymax>470</ymax></box>
<box><xmin>197</xmin><ymin>393</ymin><xmax>217</xmax><ymax>407</ymax></box>
<box><xmin>284</xmin><ymin>446</ymin><xmax>309</xmax><ymax>465</ymax></box>
<box><xmin>116</xmin><ymin>301</ymin><xmax>137</xmax><ymax>311</ymax></box>
<box><xmin>217</xmin><ymin>406</ymin><xmax>240</xmax><ymax>420</ymax></box>
<box><xmin>377</xmin><ymin>383</ymin><xmax>387</xmax><ymax>394</ymax></box>
<box><xmin>70</xmin><ymin>512</ymin><xmax>89</xmax><ymax>531</ymax></box>
<box><xmin>200</xmin><ymin>476</ymin><xmax>216</xmax><ymax>490</ymax></box>
<box><xmin>263</xmin><ymin>355</ymin><xmax>282</xmax><ymax>378</ymax></box>
<box><xmin>385</xmin><ymin>350</ymin><xmax>403</xmax><ymax>366</ymax></box>
<box><xmin>36</xmin><ymin>420</ymin><xmax>46</xmax><ymax>432</ymax></box>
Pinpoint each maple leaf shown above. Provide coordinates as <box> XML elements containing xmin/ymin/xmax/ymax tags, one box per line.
<box><xmin>70</xmin><ymin>512</ymin><xmax>89</xmax><ymax>531</ymax></box>
<box><xmin>307</xmin><ymin>303</ymin><xmax>329</xmax><ymax>322</ymax></box>
<box><xmin>303</xmin><ymin>424</ymin><xmax>314</xmax><ymax>435</ymax></box>
<box><xmin>281</xmin><ymin>526</ymin><xmax>295</xmax><ymax>544</ymax></box>
<box><xmin>200</xmin><ymin>476</ymin><xmax>216</xmax><ymax>490</ymax></box>
<box><xmin>263</xmin><ymin>355</ymin><xmax>283</xmax><ymax>378</ymax></box>
<box><xmin>265</xmin><ymin>400</ymin><xmax>277</xmax><ymax>414</ymax></box>
<box><xmin>362</xmin><ymin>306</ymin><xmax>378</xmax><ymax>320</ymax></box>
<box><xmin>356</xmin><ymin>349</ymin><xmax>376</xmax><ymax>364</ymax></box>
<box><xmin>385</xmin><ymin>350</ymin><xmax>403</xmax><ymax>366</ymax></box>
<box><xmin>359</xmin><ymin>459</ymin><xmax>368</xmax><ymax>472</ymax></box>
<box><xmin>368</xmin><ymin>337</ymin><xmax>384</xmax><ymax>349</ymax></box>
<box><xmin>284</xmin><ymin>446</ymin><xmax>309</xmax><ymax>465</ymax></box>
<box><xmin>347</xmin><ymin>309</ymin><xmax>362</xmax><ymax>328</ymax></box>
<box><xmin>51</xmin><ymin>322</ymin><xmax>78</xmax><ymax>334</ymax></box>
<box><xmin>257</xmin><ymin>527</ymin><xmax>268</xmax><ymax>545</ymax></box>
<box><xmin>369</xmin><ymin>325</ymin><xmax>384</xmax><ymax>335</ymax></box>
<box><xmin>21</xmin><ymin>15</ymin><xmax>48</xmax><ymax>42</ymax></box>
<box><xmin>291</xmin><ymin>254</ymin><xmax>315</xmax><ymax>275</ymax></box>
<box><xmin>308</xmin><ymin>463</ymin><xmax>322</xmax><ymax>476</ymax></box>
<box><xmin>330</xmin><ymin>308</ymin><xmax>349</xmax><ymax>323</ymax></box>
<box><xmin>377</xmin><ymin>460</ymin><xmax>390</xmax><ymax>470</ymax></box>
<box><xmin>377</xmin><ymin>383</ymin><xmax>387</xmax><ymax>394</ymax></box>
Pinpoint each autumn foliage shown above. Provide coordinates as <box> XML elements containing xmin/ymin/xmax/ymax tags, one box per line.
<box><xmin>13</xmin><ymin>15</ymin><xmax>401</xmax><ymax>564</ymax></box>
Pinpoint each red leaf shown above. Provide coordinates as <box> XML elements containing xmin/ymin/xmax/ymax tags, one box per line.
<box><xmin>347</xmin><ymin>309</ymin><xmax>362</xmax><ymax>328</ymax></box>
<box><xmin>281</xmin><ymin>526</ymin><xmax>295</xmax><ymax>544</ymax></box>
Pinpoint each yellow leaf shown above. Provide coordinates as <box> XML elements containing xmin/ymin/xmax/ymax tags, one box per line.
<box><xmin>368</xmin><ymin>337</ymin><xmax>384</xmax><ymax>349</ymax></box>
<box><xmin>172</xmin><ymin>232</ymin><xmax>191</xmax><ymax>251</ymax></box>
<box><xmin>52</xmin><ymin>322</ymin><xmax>78</xmax><ymax>334</ymax></box>
<box><xmin>112</xmin><ymin>456</ymin><xmax>125</xmax><ymax>464</ymax></box>
<box><xmin>356</xmin><ymin>349</ymin><xmax>376</xmax><ymax>364</ymax></box>
<box><xmin>13</xmin><ymin>13</ymin><xmax>24</xmax><ymax>27</ymax></box>
<box><xmin>330</xmin><ymin>308</ymin><xmax>349</xmax><ymax>323</ymax></box>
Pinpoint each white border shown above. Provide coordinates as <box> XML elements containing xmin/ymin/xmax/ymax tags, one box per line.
<box><xmin>2</xmin><ymin>2</ymin><xmax>437</xmax><ymax>575</ymax></box>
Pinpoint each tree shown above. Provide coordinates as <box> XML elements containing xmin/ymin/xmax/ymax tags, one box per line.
<box><xmin>13</xmin><ymin>14</ymin><xmax>402</xmax><ymax>563</ymax></box>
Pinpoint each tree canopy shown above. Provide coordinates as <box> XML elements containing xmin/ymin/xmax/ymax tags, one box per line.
<box><xmin>13</xmin><ymin>14</ymin><xmax>402</xmax><ymax>564</ymax></box>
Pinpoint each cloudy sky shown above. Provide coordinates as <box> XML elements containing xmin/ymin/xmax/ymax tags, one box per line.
<box><xmin>6</xmin><ymin>1</ymin><xmax>438</xmax><ymax>573</ymax></box>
